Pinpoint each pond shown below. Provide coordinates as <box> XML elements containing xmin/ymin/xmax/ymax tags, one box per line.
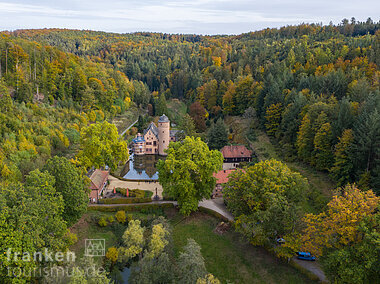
<box><xmin>119</xmin><ymin>154</ymin><xmax>165</xmax><ymax>180</ymax></box>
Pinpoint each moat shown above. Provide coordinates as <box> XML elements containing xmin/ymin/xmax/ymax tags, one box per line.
<box><xmin>119</xmin><ymin>154</ymin><xmax>165</xmax><ymax>180</ymax></box>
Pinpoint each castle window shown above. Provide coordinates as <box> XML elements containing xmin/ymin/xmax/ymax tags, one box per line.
<box><xmin>153</xmin><ymin>141</ymin><xmax>156</xmax><ymax>146</ymax></box>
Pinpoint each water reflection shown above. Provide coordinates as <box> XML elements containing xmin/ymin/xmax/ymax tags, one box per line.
<box><xmin>120</xmin><ymin>154</ymin><xmax>165</xmax><ymax>180</ymax></box>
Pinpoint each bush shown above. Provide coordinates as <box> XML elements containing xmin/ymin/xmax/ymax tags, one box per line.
<box><xmin>88</xmin><ymin>203</ymin><xmax>175</xmax><ymax>213</ymax></box>
<box><xmin>115</xmin><ymin>210</ymin><xmax>126</xmax><ymax>223</ymax></box>
<box><xmin>106</xmin><ymin>247</ymin><xmax>119</xmax><ymax>264</ymax></box>
<box><xmin>127</xmin><ymin>214</ymin><xmax>133</xmax><ymax>222</ymax></box>
<box><xmin>98</xmin><ymin>217</ymin><xmax>108</xmax><ymax>227</ymax></box>
<box><xmin>107</xmin><ymin>216</ymin><xmax>115</xmax><ymax>223</ymax></box>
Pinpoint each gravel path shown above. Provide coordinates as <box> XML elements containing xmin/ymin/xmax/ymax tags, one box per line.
<box><xmin>119</xmin><ymin>119</ymin><xmax>138</xmax><ymax>137</ymax></box>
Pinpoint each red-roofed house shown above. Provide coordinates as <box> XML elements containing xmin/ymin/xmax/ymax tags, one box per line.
<box><xmin>220</xmin><ymin>145</ymin><xmax>252</xmax><ymax>170</ymax></box>
<box><xmin>89</xmin><ymin>169</ymin><xmax>109</xmax><ymax>203</ymax></box>
<box><xmin>212</xmin><ymin>169</ymin><xmax>236</xmax><ymax>198</ymax></box>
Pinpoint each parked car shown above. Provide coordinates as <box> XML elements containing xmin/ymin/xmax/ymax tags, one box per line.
<box><xmin>296</xmin><ymin>252</ymin><xmax>316</xmax><ymax>261</ymax></box>
<box><xmin>276</xmin><ymin>237</ymin><xmax>285</xmax><ymax>244</ymax></box>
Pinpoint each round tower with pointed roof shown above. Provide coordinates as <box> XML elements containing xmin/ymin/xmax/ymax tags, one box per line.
<box><xmin>158</xmin><ymin>114</ymin><xmax>170</xmax><ymax>156</ymax></box>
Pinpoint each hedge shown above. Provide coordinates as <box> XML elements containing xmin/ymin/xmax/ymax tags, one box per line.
<box><xmin>88</xmin><ymin>203</ymin><xmax>175</xmax><ymax>212</ymax></box>
<box><xmin>99</xmin><ymin>197</ymin><xmax>152</xmax><ymax>204</ymax></box>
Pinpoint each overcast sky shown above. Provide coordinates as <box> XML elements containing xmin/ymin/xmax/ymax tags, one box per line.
<box><xmin>0</xmin><ymin>0</ymin><xmax>378</xmax><ymax>35</ymax></box>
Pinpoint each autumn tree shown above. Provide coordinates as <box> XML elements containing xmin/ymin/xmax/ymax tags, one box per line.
<box><xmin>77</xmin><ymin>121</ymin><xmax>129</xmax><ymax>170</ymax></box>
<box><xmin>301</xmin><ymin>184</ymin><xmax>379</xmax><ymax>257</ymax></box>
<box><xmin>189</xmin><ymin>102</ymin><xmax>207</xmax><ymax>132</ymax></box>
<box><xmin>146</xmin><ymin>223</ymin><xmax>170</xmax><ymax>259</ymax></box>
<box><xmin>157</xmin><ymin>136</ymin><xmax>223</xmax><ymax>215</ymax></box>
<box><xmin>321</xmin><ymin>210</ymin><xmax>380</xmax><ymax>284</ymax></box>
<box><xmin>119</xmin><ymin>220</ymin><xmax>145</xmax><ymax>261</ymax></box>
<box><xmin>265</xmin><ymin>103</ymin><xmax>282</xmax><ymax>137</ymax></box>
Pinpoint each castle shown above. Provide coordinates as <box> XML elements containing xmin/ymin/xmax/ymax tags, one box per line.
<box><xmin>132</xmin><ymin>114</ymin><xmax>178</xmax><ymax>156</ymax></box>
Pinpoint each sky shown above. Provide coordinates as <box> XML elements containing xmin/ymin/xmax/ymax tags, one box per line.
<box><xmin>0</xmin><ymin>0</ymin><xmax>378</xmax><ymax>35</ymax></box>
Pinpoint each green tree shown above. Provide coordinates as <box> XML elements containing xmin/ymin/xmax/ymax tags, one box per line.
<box><xmin>224</xmin><ymin>159</ymin><xmax>308</xmax><ymax>245</ymax></box>
<box><xmin>312</xmin><ymin>122</ymin><xmax>333</xmax><ymax>170</ymax></box>
<box><xmin>207</xmin><ymin>118</ymin><xmax>228</xmax><ymax>150</ymax></box>
<box><xmin>157</xmin><ymin>137</ymin><xmax>223</xmax><ymax>215</ymax></box>
<box><xmin>146</xmin><ymin>223</ymin><xmax>170</xmax><ymax>259</ymax></box>
<box><xmin>296</xmin><ymin>114</ymin><xmax>313</xmax><ymax>162</ymax></box>
<box><xmin>177</xmin><ymin>239</ymin><xmax>207</xmax><ymax>284</ymax></box>
<box><xmin>352</xmin><ymin>107</ymin><xmax>380</xmax><ymax>193</ymax></box>
<box><xmin>77</xmin><ymin>121</ymin><xmax>129</xmax><ymax>170</ymax></box>
<box><xmin>155</xmin><ymin>92</ymin><xmax>168</xmax><ymax>116</ymax></box>
<box><xmin>330</xmin><ymin>129</ymin><xmax>354</xmax><ymax>186</ymax></box>
<box><xmin>265</xmin><ymin>103</ymin><xmax>282</xmax><ymax>137</ymax></box>
<box><xmin>130</xmin><ymin>252</ymin><xmax>175</xmax><ymax>284</ymax></box>
<box><xmin>120</xmin><ymin>220</ymin><xmax>145</xmax><ymax>261</ymax></box>
<box><xmin>179</xmin><ymin>113</ymin><xmax>196</xmax><ymax>137</ymax></box>
<box><xmin>44</xmin><ymin>156</ymin><xmax>89</xmax><ymax>225</ymax></box>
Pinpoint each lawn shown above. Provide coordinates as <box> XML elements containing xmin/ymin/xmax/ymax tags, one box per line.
<box><xmin>111</xmin><ymin>105</ymin><xmax>145</xmax><ymax>133</ymax></box>
<box><xmin>171</xmin><ymin>212</ymin><xmax>315</xmax><ymax>284</ymax></box>
<box><xmin>167</xmin><ymin>98</ymin><xmax>187</xmax><ymax>126</ymax></box>
<box><xmin>70</xmin><ymin>208</ymin><xmax>315</xmax><ymax>283</ymax></box>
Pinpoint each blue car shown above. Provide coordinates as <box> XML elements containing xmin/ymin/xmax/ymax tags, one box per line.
<box><xmin>296</xmin><ymin>252</ymin><xmax>316</xmax><ymax>261</ymax></box>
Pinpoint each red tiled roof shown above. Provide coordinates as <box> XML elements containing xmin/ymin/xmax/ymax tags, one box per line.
<box><xmin>89</xmin><ymin>169</ymin><xmax>109</xmax><ymax>191</ymax></box>
<box><xmin>89</xmin><ymin>189</ymin><xmax>99</xmax><ymax>200</ymax></box>
<box><xmin>213</xmin><ymin>169</ymin><xmax>236</xmax><ymax>184</ymax></box>
<box><xmin>220</xmin><ymin>145</ymin><xmax>252</xmax><ymax>159</ymax></box>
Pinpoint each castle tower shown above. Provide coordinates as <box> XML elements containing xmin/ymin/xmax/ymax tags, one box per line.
<box><xmin>158</xmin><ymin>114</ymin><xmax>170</xmax><ymax>156</ymax></box>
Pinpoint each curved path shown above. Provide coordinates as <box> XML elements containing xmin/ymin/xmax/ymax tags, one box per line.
<box><xmin>91</xmin><ymin>195</ymin><xmax>325</xmax><ymax>282</ymax></box>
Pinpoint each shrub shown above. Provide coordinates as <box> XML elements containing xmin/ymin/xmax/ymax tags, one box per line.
<box><xmin>106</xmin><ymin>247</ymin><xmax>119</xmax><ymax>264</ymax></box>
<box><xmin>98</xmin><ymin>217</ymin><xmax>108</xmax><ymax>227</ymax></box>
<box><xmin>87</xmin><ymin>203</ymin><xmax>174</xmax><ymax>213</ymax></box>
<box><xmin>115</xmin><ymin>210</ymin><xmax>126</xmax><ymax>223</ymax></box>
<box><xmin>107</xmin><ymin>216</ymin><xmax>115</xmax><ymax>223</ymax></box>
<box><xmin>127</xmin><ymin>214</ymin><xmax>133</xmax><ymax>222</ymax></box>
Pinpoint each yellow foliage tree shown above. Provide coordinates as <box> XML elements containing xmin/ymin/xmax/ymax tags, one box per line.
<box><xmin>115</xmin><ymin>210</ymin><xmax>126</xmax><ymax>224</ymax></box>
<box><xmin>106</xmin><ymin>247</ymin><xmax>119</xmax><ymax>264</ymax></box>
<box><xmin>301</xmin><ymin>184</ymin><xmax>379</xmax><ymax>256</ymax></box>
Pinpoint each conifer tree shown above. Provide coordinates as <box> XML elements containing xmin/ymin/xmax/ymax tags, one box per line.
<box><xmin>208</xmin><ymin>118</ymin><xmax>228</xmax><ymax>150</ymax></box>
<box><xmin>313</xmin><ymin>122</ymin><xmax>333</xmax><ymax>170</ymax></box>
<box><xmin>330</xmin><ymin>129</ymin><xmax>354</xmax><ymax>186</ymax></box>
<box><xmin>296</xmin><ymin>114</ymin><xmax>313</xmax><ymax>162</ymax></box>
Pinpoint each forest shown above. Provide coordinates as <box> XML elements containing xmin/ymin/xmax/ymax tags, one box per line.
<box><xmin>1</xmin><ymin>17</ymin><xmax>379</xmax><ymax>191</ymax></box>
<box><xmin>0</xmin><ymin>18</ymin><xmax>379</xmax><ymax>283</ymax></box>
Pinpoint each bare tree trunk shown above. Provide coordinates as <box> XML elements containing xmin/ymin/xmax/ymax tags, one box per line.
<box><xmin>5</xmin><ymin>47</ymin><xmax>8</xmax><ymax>75</ymax></box>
